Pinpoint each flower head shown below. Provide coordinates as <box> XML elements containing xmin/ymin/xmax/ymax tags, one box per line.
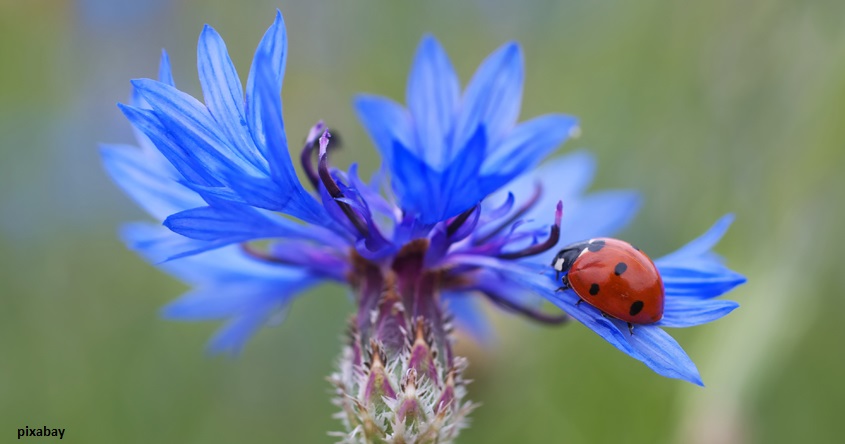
<box><xmin>102</xmin><ymin>9</ymin><xmax>744</xmax><ymax>442</ymax></box>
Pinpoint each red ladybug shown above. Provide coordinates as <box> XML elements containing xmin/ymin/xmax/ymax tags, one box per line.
<box><xmin>552</xmin><ymin>238</ymin><xmax>664</xmax><ymax>334</ymax></box>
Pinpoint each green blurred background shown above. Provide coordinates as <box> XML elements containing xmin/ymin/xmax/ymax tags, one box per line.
<box><xmin>2</xmin><ymin>0</ymin><xmax>843</xmax><ymax>443</ymax></box>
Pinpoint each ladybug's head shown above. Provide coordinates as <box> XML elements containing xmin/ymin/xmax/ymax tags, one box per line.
<box><xmin>551</xmin><ymin>241</ymin><xmax>589</xmax><ymax>280</ymax></box>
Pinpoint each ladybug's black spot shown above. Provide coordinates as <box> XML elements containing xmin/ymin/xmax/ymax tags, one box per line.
<box><xmin>587</xmin><ymin>240</ymin><xmax>606</xmax><ymax>252</ymax></box>
<box><xmin>629</xmin><ymin>300</ymin><xmax>644</xmax><ymax>316</ymax></box>
<box><xmin>614</xmin><ymin>262</ymin><xmax>628</xmax><ymax>276</ymax></box>
<box><xmin>589</xmin><ymin>283</ymin><xmax>600</xmax><ymax>296</ymax></box>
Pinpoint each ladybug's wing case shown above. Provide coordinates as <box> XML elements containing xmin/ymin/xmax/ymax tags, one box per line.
<box><xmin>568</xmin><ymin>240</ymin><xmax>664</xmax><ymax>324</ymax></box>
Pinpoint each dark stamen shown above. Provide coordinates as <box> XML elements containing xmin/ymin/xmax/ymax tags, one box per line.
<box><xmin>481</xmin><ymin>290</ymin><xmax>568</xmax><ymax>325</ymax></box>
<box><xmin>317</xmin><ymin>131</ymin><xmax>370</xmax><ymax>238</ymax></box>
<box><xmin>475</xmin><ymin>182</ymin><xmax>543</xmax><ymax>244</ymax></box>
<box><xmin>496</xmin><ymin>201</ymin><xmax>563</xmax><ymax>260</ymax></box>
<box><xmin>300</xmin><ymin>121</ymin><xmax>326</xmax><ymax>190</ymax></box>
<box><xmin>446</xmin><ymin>206</ymin><xmax>478</xmax><ymax>237</ymax></box>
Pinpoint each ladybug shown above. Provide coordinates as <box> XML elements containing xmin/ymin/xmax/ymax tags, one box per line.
<box><xmin>552</xmin><ymin>238</ymin><xmax>664</xmax><ymax>334</ymax></box>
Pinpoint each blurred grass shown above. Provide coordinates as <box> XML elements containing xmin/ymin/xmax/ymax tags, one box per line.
<box><xmin>1</xmin><ymin>0</ymin><xmax>844</xmax><ymax>443</ymax></box>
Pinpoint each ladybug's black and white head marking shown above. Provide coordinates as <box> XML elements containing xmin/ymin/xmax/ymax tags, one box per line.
<box><xmin>553</xmin><ymin>239</ymin><xmax>609</xmax><ymax>281</ymax></box>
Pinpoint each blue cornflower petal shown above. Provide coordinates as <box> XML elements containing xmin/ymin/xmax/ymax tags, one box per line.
<box><xmin>407</xmin><ymin>35</ymin><xmax>460</xmax><ymax>167</ymax></box>
<box><xmin>245</xmin><ymin>9</ymin><xmax>287</xmax><ymax>158</ymax></box>
<box><xmin>611</xmin><ymin>322</ymin><xmax>703</xmax><ymax>385</ymax></box>
<box><xmin>657</xmin><ymin>215</ymin><xmax>747</xmax><ymax>299</ymax></box>
<box><xmin>157</xmin><ymin>246</ymin><xmax>319</xmax><ymax>355</ymax></box>
<box><xmin>121</xmin><ymin>222</ymin><xmax>230</xmax><ymax>263</ymax></box>
<box><xmin>660</xmin><ymin>265</ymin><xmax>747</xmax><ymax>299</ymax></box>
<box><xmin>442</xmin><ymin>291</ymin><xmax>494</xmax><ymax>345</ymax></box>
<box><xmin>481</xmin><ymin>114</ymin><xmax>579</xmax><ymax>178</ymax></box>
<box><xmin>100</xmin><ymin>144</ymin><xmax>203</xmax><ymax>221</ymax></box>
<box><xmin>158</xmin><ymin>49</ymin><xmax>175</xmax><ymax>87</ymax></box>
<box><xmin>658</xmin><ymin>298</ymin><xmax>739</xmax><ymax>328</ymax></box>
<box><xmin>657</xmin><ymin>214</ymin><xmax>735</xmax><ymax>265</ymax></box>
<box><xmin>454</xmin><ymin>42</ymin><xmax>523</xmax><ymax>150</ymax></box>
<box><xmin>197</xmin><ymin>25</ymin><xmax>265</xmax><ymax>171</ymax></box>
<box><xmin>118</xmin><ymin>104</ymin><xmax>221</xmax><ymax>186</ymax></box>
<box><xmin>559</xmin><ymin>190</ymin><xmax>641</xmax><ymax>244</ymax></box>
<box><xmin>251</xmin><ymin>52</ymin><xmax>329</xmax><ymax>225</ymax></box>
<box><xmin>436</xmin><ymin>126</ymin><xmax>487</xmax><ymax>217</ymax></box>
<box><xmin>164</xmin><ymin>201</ymin><xmax>316</xmax><ymax>244</ymax></box>
<box><xmin>487</xmin><ymin>150</ymin><xmax>596</xmax><ymax>216</ymax></box>
<box><xmin>354</xmin><ymin>95</ymin><xmax>413</xmax><ymax>166</ymax></box>
<box><xmin>131</xmin><ymin>79</ymin><xmax>260</xmax><ymax>176</ymax></box>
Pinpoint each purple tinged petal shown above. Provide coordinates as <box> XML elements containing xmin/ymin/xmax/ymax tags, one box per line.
<box><xmin>658</xmin><ymin>298</ymin><xmax>739</xmax><ymax>328</ymax></box>
<box><xmin>158</xmin><ymin>49</ymin><xmax>175</xmax><ymax>87</ymax></box>
<box><xmin>354</xmin><ymin>95</ymin><xmax>414</xmax><ymax>164</ymax></box>
<box><xmin>347</xmin><ymin>163</ymin><xmax>395</xmax><ymax>220</ymax></box>
<box><xmin>100</xmin><ymin>144</ymin><xmax>204</xmax><ymax>221</ymax></box>
<box><xmin>246</xmin><ymin>10</ymin><xmax>287</xmax><ymax>158</ymax></box>
<box><xmin>406</xmin><ymin>35</ymin><xmax>460</xmax><ymax>166</ymax></box>
<box><xmin>197</xmin><ymin>25</ymin><xmax>266</xmax><ymax>171</ymax></box>
<box><xmin>454</xmin><ymin>42</ymin><xmax>523</xmax><ymax>150</ymax></box>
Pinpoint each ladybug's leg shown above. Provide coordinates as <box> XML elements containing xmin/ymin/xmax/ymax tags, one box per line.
<box><xmin>575</xmin><ymin>298</ymin><xmax>582</xmax><ymax>307</ymax></box>
<box><xmin>627</xmin><ymin>323</ymin><xmax>634</xmax><ymax>335</ymax></box>
<box><xmin>555</xmin><ymin>275</ymin><xmax>571</xmax><ymax>293</ymax></box>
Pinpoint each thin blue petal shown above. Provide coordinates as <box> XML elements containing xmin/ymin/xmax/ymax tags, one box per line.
<box><xmin>487</xmin><ymin>150</ymin><xmax>597</xmax><ymax>222</ymax></box>
<box><xmin>658</xmin><ymin>298</ymin><xmax>739</xmax><ymax>328</ymax></box>
<box><xmin>432</xmin><ymin>126</ymin><xmax>486</xmax><ymax>221</ymax></box>
<box><xmin>162</xmin><ymin>270</ymin><xmax>316</xmax><ymax>321</ymax></box>
<box><xmin>354</xmin><ymin>95</ymin><xmax>413</xmax><ymax>164</ymax></box>
<box><xmin>246</xmin><ymin>9</ymin><xmax>287</xmax><ymax>158</ymax></box>
<box><xmin>614</xmin><ymin>323</ymin><xmax>704</xmax><ymax>385</ymax></box>
<box><xmin>251</xmin><ymin>52</ymin><xmax>329</xmax><ymax>225</ymax></box>
<box><xmin>407</xmin><ymin>35</ymin><xmax>459</xmax><ymax>166</ymax></box>
<box><xmin>121</xmin><ymin>222</ymin><xmax>223</xmax><ymax>264</ymax></box>
<box><xmin>164</xmin><ymin>202</ymin><xmax>309</xmax><ymax>244</ymax></box>
<box><xmin>660</xmin><ymin>265</ymin><xmax>747</xmax><ymax>299</ymax></box>
<box><xmin>657</xmin><ymin>214</ymin><xmax>735</xmax><ymax>264</ymax></box>
<box><xmin>454</xmin><ymin>42</ymin><xmax>523</xmax><ymax>150</ymax></box>
<box><xmin>389</xmin><ymin>139</ymin><xmax>438</xmax><ymax>217</ymax></box>
<box><xmin>481</xmin><ymin>114</ymin><xmax>579</xmax><ymax>177</ymax></box>
<box><xmin>557</xmin><ymin>190</ymin><xmax>641</xmax><ymax>245</ymax></box>
<box><xmin>131</xmin><ymin>79</ymin><xmax>262</xmax><ymax>182</ymax></box>
<box><xmin>206</xmin><ymin>309</ymin><xmax>273</xmax><ymax>356</ymax></box>
<box><xmin>442</xmin><ymin>291</ymin><xmax>495</xmax><ymax>345</ymax></box>
<box><xmin>124</xmin><ymin>223</ymin><xmax>325</xmax><ymax>285</ymax></box>
<box><xmin>544</xmin><ymin>289</ymin><xmax>644</xmax><ymax>360</ymax></box>
<box><xmin>197</xmin><ymin>25</ymin><xmax>265</xmax><ymax>171</ymax></box>
<box><xmin>158</xmin><ymin>49</ymin><xmax>175</xmax><ymax>86</ymax></box>
<box><xmin>118</xmin><ymin>103</ymin><xmax>220</xmax><ymax>186</ymax></box>
<box><xmin>100</xmin><ymin>144</ymin><xmax>204</xmax><ymax>221</ymax></box>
